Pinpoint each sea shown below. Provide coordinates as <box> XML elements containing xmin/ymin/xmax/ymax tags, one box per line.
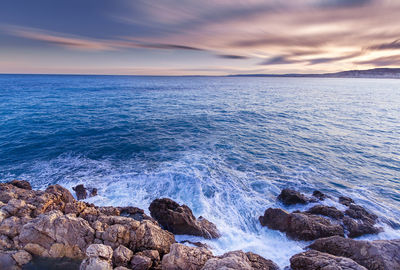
<box><xmin>0</xmin><ymin>74</ymin><xmax>399</xmax><ymax>268</ymax></box>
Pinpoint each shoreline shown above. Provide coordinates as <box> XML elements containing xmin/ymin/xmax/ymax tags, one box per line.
<box><xmin>0</xmin><ymin>180</ymin><xmax>399</xmax><ymax>269</ymax></box>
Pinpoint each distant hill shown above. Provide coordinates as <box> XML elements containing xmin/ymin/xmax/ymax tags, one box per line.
<box><xmin>231</xmin><ymin>68</ymin><xmax>400</xmax><ymax>78</ymax></box>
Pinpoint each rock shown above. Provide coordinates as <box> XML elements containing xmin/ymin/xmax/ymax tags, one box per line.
<box><xmin>309</xmin><ymin>236</ymin><xmax>400</xmax><ymax>270</ymax></box>
<box><xmin>149</xmin><ymin>198</ymin><xmax>220</xmax><ymax>239</ymax></box>
<box><xmin>134</xmin><ymin>220</ymin><xmax>175</xmax><ymax>255</ymax></box>
<box><xmin>307</xmin><ymin>205</ymin><xmax>344</xmax><ymax>220</ymax></box>
<box><xmin>80</xmin><ymin>244</ymin><xmax>113</xmax><ymax>270</ymax></box>
<box><xmin>113</xmin><ymin>245</ymin><xmax>133</xmax><ymax>267</ymax></box>
<box><xmin>90</xmin><ymin>188</ymin><xmax>97</xmax><ymax>197</ymax></box>
<box><xmin>11</xmin><ymin>250</ymin><xmax>32</xmax><ymax>266</ymax></box>
<box><xmin>86</xmin><ymin>244</ymin><xmax>113</xmax><ymax>260</ymax></box>
<box><xmin>245</xmin><ymin>252</ymin><xmax>279</xmax><ymax>270</ymax></box>
<box><xmin>136</xmin><ymin>249</ymin><xmax>160</xmax><ymax>267</ymax></box>
<box><xmin>343</xmin><ymin>216</ymin><xmax>382</xmax><ymax>238</ymax></box>
<box><xmin>180</xmin><ymin>240</ymin><xmax>210</xmax><ymax>249</ymax></box>
<box><xmin>290</xmin><ymin>250</ymin><xmax>367</xmax><ymax>270</ymax></box>
<box><xmin>80</xmin><ymin>257</ymin><xmax>113</xmax><ymax>270</ymax></box>
<box><xmin>118</xmin><ymin>206</ymin><xmax>153</xmax><ymax>222</ymax></box>
<box><xmin>46</xmin><ymin>185</ymin><xmax>75</xmax><ymax>204</ymax></box>
<box><xmin>345</xmin><ymin>204</ymin><xmax>378</xmax><ymax>223</ymax></box>
<box><xmin>312</xmin><ymin>190</ymin><xmax>327</xmax><ymax>201</ymax></box>
<box><xmin>114</xmin><ymin>267</ymin><xmax>130</xmax><ymax>270</ymax></box>
<box><xmin>9</xmin><ymin>180</ymin><xmax>32</xmax><ymax>190</ymax></box>
<box><xmin>259</xmin><ymin>208</ymin><xmax>344</xmax><ymax>241</ymax></box>
<box><xmin>131</xmin><ymin>255</ymin><xmax>152</xmax><ymax>270</ymax></box>
<box><xmin>0</xmin><ymin>216</ymin><xmax>21</xmax><ymax>237</ymax></box>
<box><xmin>277</xmin><ymin>189</ymin><xmax>310</xmax><ymax>205</ymax></box>
<box><xmin>73</xmin><ymin>184</ymin><xmax>87</xmax><ymax>200</ymax></box>
<box><xmin>201</xmin><ymin>250</ymin><xmax>252</xmax><ymax>270</ymax></box>
<box><xmin>339</xmin><ymin>196</ymin><xmax>354</xmax><ymax>206</ymax></box>
<box><xmin>161</xmin><ymin>243</ymin><xmax>213</xmax><ymax>270</ymax></box>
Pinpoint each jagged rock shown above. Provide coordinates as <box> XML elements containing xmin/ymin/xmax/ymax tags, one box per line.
<box><xmin>135</xmin><ymin>220</ymin><xmax>175</xmax><ymax>255</ymax></box>
<box><xmin>345</xmin><ymin>204</ymin><xmax>378</xmax><ymax>223</ymax></box>
<box><xmin>113</xmin><ymin>245</ymin><xmax>133</xmax><ymax>267</ymax></box>
<box><xmin>0</xmin><ymin>216</ymin><xmax>21</xmax><ymax>237</ymax></box>
<box><xmin>339</xmin><ymin>196</ymin><xmax>355</xmax><ymax>206</ymax></box>
<box><xmin>312</xmin><ymin>190</ymin><xmax>327</xmax><ymax>201</ymax></box>
<box><xmin>290</xmin><ymin>250</ymin><xmax>367</xmax><ymax>270</ymax></box>
<box><xmin>259</xmin><ymin>208</ymin><xmax>344</xmax><ymax>240</ymax></box>
<box><xmin>180</xmin><ymin>240</ymin><xmax>210</xmax><ymax>249</ymax></box>
<box><xmin>309</xmin><ymin>236</ymin><xmax>400</xmax><ymax>270</ymax></box>
<box><xmin>73</xmin><ymin>184</ymin><xmax>87</xmax><ymax>200</ymax></box>
<box><xmin>11</xmin><ymin>250</ymin><xmax>32</xmax><ymax>266</ymax></box>
<box><xmin>131</xmin><ymin>255</ymin><xmax>152</xmax><ymax>270</ymax></box>
<box><xmin>246</xmin><ymin>252</ymin><xmax>279</xmax><ymax>270</ymax></box>
<box><xmin>343</xmin><ymin>216</ymin><xmax>382</xmax><ymax>238</ymax></box>
<box><xmin>277</xmin><ymin>189</ymin><xmax>310</xmax><ymax>205</ymax></box>
<box><xmin>9</xmin><ymin>180</ymin><xmax>32</xmax><ymax>190</ymax></box>
<box><xmin>80</xmin><ymin>244</ymin><xmax>113</xmax><ymax>270</ymax></box>
<box><xmin>201</xmin><ymin>250</ymin><xmax>252</xmax><ymax>270</ymax></box>
<box><xmin>162</xmin><ymin>243</ymin><xmax>213</xmax><ymax>270</ymax></box>
<box><xmin>136</xmin><ymin>249</ymin><xmax>160</xmax><ymax>267</ymax></box>
<box><xmin>45</xmin><ymin>185</ymin><xmax>75</xmax><ymax>204</ymax></box>
<box><xmin>149</xmin><ymin>198</ymin><xmax>220</xmax><ymax>239</ymax></box>
<box><xmin>307</xmin><ymin>205</ymin><xmax>344</xmax><ymax>220</ymax></box>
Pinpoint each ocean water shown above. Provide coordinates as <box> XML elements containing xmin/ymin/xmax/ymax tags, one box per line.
<box><xmin>1</xmin><ymin>74</ymin><xmax>399</xmax><ymax>267</ymax></box>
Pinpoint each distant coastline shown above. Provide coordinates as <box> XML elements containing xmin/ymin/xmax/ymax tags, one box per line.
<box><xmin>230</xmin><ymin>68</ymin><xmax>400</xmax><ymax>79</ymax></box>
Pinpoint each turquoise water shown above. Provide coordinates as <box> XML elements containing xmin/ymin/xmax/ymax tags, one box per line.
<box><xmin>1</xmin><ymin>74</ymin><xmax>399</xmax><ymax>267</ymax></box>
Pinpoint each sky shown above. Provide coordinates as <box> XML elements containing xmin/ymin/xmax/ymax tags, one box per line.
<box><xmin>1</xmin><ymin>0</ymin><xmax>400</xmax><ymax>75</ymax></box>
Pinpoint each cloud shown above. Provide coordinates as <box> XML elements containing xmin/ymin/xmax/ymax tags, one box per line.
<box><xmin>216</xmin><ymin>54</ymin><xmax>248</xmax><ymax>59</ymax></box>
<box><xmin>259</xmin><ymin>56</ymin><xmax>300</xmax><ymax>65</ymax></box>
<box><xmin>355</xmin><ymin>55</ymin><xmax>400</xmax><ymax>66</ymax></box>
<box><xmin>307</xmin><ymin>52</ymin><xmax>363</xmax><ymax>65</ymax></box>
<box><xmin>317</xmin><ymin>0</ymin><xmax>373</xmax><ymax>8</ymax></box>
<box><xmin>369</xmin><ymin>39</ymin><xmax>400</xmax><ymax>50</ymax></box>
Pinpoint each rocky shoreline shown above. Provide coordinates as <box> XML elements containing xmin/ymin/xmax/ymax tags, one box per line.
<box><xmin>0</xmin><ymin>180</ymin><xmax>399</xmax><ymax>270</ymax></box>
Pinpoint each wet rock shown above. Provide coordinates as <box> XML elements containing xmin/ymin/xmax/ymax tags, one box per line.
<box><xmin>201</xmin><ymin>250</ymin><xmax>252</xmax><ymax>270</ymax></box>
<box><xmin>309</xmin><ymin>236</ymin><xmax>400</xmax><ymax>270</ymax></box>
<box><xmin>73</xmin><ymin>185</ymin><xmax>87</xmax><ymax>200</ymax></box>
<box><xmin>259</xmin><ymin>208</ymin><xmax>344</xmax><ymax>241</ymax></box>
<box><xmin>312</xmin><ymin>190</ymin><xmax>327</xmax><ymax>201</ymax></box>
<box><xmin>118</xmin><ymin>206</ymin><xmax>154</xmax><ymax>222</ymax></box>
<box><xmin>246</xmin><ymin>252</ymin><xmax>279</xmax><ymax>270</ymax></box>
<box><xmin>9</xmin><ymin>180</ymin><xmax>32</xmax><ymax>190</ymax></box>
<box><xmin>180</xmin><ymin>240</ymin><xmax>210</xmax><ymax>249</ymax></box>
<box><xmin>345</xmin><ymin>204</ymin><xmax>378</xmax><ymax>223</ymax></box>
<box><xmin>161</xmin><ymin>243</ymin><xmax>213</xmax><ymax>270</ymax></box>
<box><xmin>343</xmin><ymin>216</ymin><xmax>382</xmax><ymax>238</ymax></box>
<box><xmin>0</xmin><ymin>251</ymin><xmax>19</xmax><ymax>270</ymax></box>
<box><xmin>290</xmin><ymin>250</ymin><xmax>367</xmax><ymax>270</ymax></box>
<box><xmin>277</xmin><ymin>189</ymin><xmax>310</xmax><ymax>205</ymax></box>
<box><xmin>307</xmin><ymin>205</ymin><xmax>344</xmax><ymax>220</ymax></box>
<box><xmin>113</xmin><ymin>245</ymin><xmax>133</xmax><ymax>267</ymax></box>
<box><xmin>131</xmin><ymin>254</ymin><xmax>152</xmax><ymax>270</ymax></box>
<box><xmin>339</xmin><ymin>196</ymin><xmax>355</xmax><ymax>206</ymax></box>
<box><xmin>149</xmin><ymin>198</ymin><xmax>220</xmax><ymax>239</ymax></box>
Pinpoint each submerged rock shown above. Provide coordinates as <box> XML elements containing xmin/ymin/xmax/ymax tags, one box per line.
<box><xmin>339</xmin><ymin>196</ymin><xmax>355</xmax><ymax>206</ymax></box>
<box><xmin>312</xmin><ymin>190</ymin><xmax>328</xmax><ymax>201</ymax></box>
<box><xmin>290</xmin><ymin>250</ymin><xmax>367</xmax><ymax>270</ymax></box>
<box><xmin>277</xmin><ymin>189</ymin><xmax>310</xmax><ymax>205</ymax></box>
<box><xmin>259</xmin><ymin>208</ymin><xmax>344</xmax><ymax>241</ymax></box>
<box><xmin>309</xmin><ymin>236</ymin><xmax>400</xmax><ymax>270</ymax></box>
<box><xmin>149</xmin><ymin>198</ymin><xmax>220</xmax><ymax>239</ymax></box>
<box><xmin>246</xmin><ymin>252</ymin><xmax>279</xmax><ymax>270</ymax></box>
<box><xmin>72</xmin><ymin>184</ymin><xmax>98</xmax><ymax>200</ymax></box>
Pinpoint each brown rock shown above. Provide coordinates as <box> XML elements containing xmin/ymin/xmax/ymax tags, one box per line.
<box><xmin>80</xmin><ymin>257</ymin><xmax>113</xmax><ymax>270</ymax></box>
<box><xmin>345</xmin><ymin>204</ymin><xmax>378</xmax><ymax>223</ymax></box>
<box><xmin>73</xmin><ymin>184</ymin><xmax>87</xmax><ymax>200</ymax></box>
<box><xmin>201</xmin><ymin>250</ymin><xmax>252</xmax><ymax>270</ymax></box>
<box><xmin>343</xmin><ymin>216</ymin><xmax>382</xmax><ymax>238</ymax></box>
<box><xmin>312</xmin><ymin>190</ymin><xmax>328</xmax><ymax>201</ymax></box>
<box><xmin>309</xmin><ymin>236</ymin><xmax>400</xmax><ymax>270</ymax></box>
<box><xmin>277</xmin><ymin>189</ymin><xmax>310</xmax><ymax>205</ymax></box>
<box><xmin>246</xmin><ymin>252</ymin><xmax>279</xmax><ymax>270</ymax></box>
<box><xmin>339</xmin><ymin>196</ymin><xmax>355</xmax><ymax>206</ymax></box>
<box><xmin>290</xmin><ymin>250</ymin><xmax>367</xmax><ymax>270</ymax></box>
<box><xmin>259</xmin><ymin>208</ymin><xmax>344</xmax><ymax>241</ymax></box>
<box><xmin>131</xmin><ymin>255</ymin><xmax>152</xmax><ymax>270</ymax></box>
<box><xmin>161</xmin><ymin>243</ymin><xmax>213</xmax><ymax>270</ymax></box>
<box><xmin>135</xmin><ymin>220</ymin><xmax>175</xmax><ymax>255</ymax></box>
<box><xmin>9</xmin><ymin>180</ymin><xmax>32</xmax><ymax>190</ymax></box>
<box><xmin>11</xmin><ymin>250</ymin><xmax>32</xmax><ymax>266</ymax></box>
<box><xmin>149</xmin><ymin>198</ymin><xmax>220</xmax><ymax>239</ymax></box>
<box><xmin>113</xmin><ymin>245</ymin><xmax>133</xmax><ymax>267</ymax></box>
<box><xmin>45</xmin><ymin>184</ymin><xmax>75</xmax><ymax>204</ymax></box>
<box><xmin>307</xmin><ymin>205</ymin><xmax>344</xmax><ymax>220</ymax></box>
